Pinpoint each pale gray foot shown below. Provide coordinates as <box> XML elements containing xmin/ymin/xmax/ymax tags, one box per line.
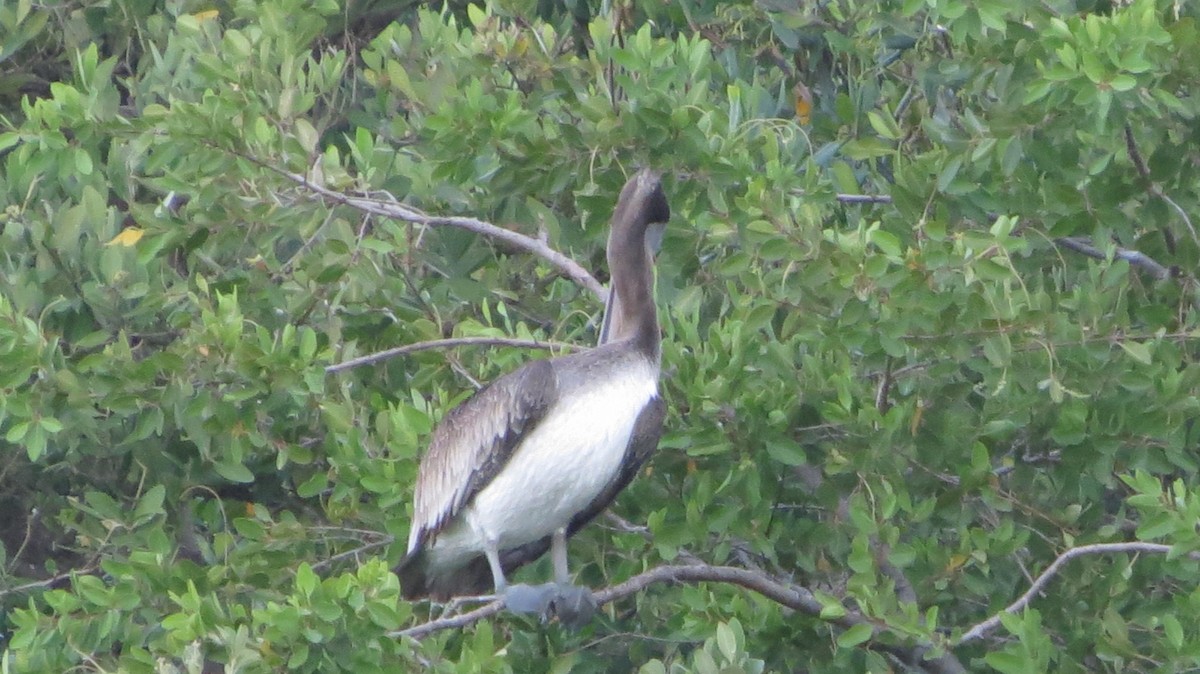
<box><xmin>547</xmin><ymin>582</ymin><xmax>597</xmax><ymax>629</ymax></box>
<box><xmin>502</xmin><ymin>582</ymin><xmax>557</xmax><ymax>615</ymax></box>
<box><xmin>496</xmin><ymin>530</ymin><xmax>596</xmax><ymax>627</ymax></box>
<box><xmin>502</xmin><ymin>582</ymin><xmax>597</xmax><ymax>628</ymax></box>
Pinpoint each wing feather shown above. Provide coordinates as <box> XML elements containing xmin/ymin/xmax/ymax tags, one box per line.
<box><xmin>406</xmin><ymin>358</ymin><xmax>557</xmax><ymax>554</ymax></box>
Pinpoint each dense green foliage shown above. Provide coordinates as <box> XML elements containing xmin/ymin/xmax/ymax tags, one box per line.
<box><xmin>3</xmin><ymin>0</ymin><xmax>1200</xmax><ymax>671</ymax></box>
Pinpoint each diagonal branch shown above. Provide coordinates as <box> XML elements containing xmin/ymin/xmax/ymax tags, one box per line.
<box><xmin>277</xmin><ymin>169</ymin><xmax>607</xmax><ymax>301</ymax></box>
<box><xmin>0</xmin><ymin>568</ymin><xmax>91</xmax><ymax>600</ymax></box>
<box><xmin>325</xmin><ymin>336</ymin><xmax>583</xmax><ymax>374</ymax></box>
<box><xmin>1054</xmin><ymin>236</ymin><xmax>1173</xmax><ymax>281</ymax></box>
<box><xmin>957</xmin><ymin>541</ymin><xmax>1200</xmax><ymax>645</ymax></box>
<box><xmin>1124</xmin><ymin>124</ymin><xmax>1197</xmax><ymax>247</ymax></box>
<box><xmin>393</xmin><ymin>562</ymin><xmax>966</xmax><ymax>674</ymax></box>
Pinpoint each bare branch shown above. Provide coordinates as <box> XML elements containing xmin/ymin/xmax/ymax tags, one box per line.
<box><xmin>957</xmin><ymin>542</ymin><xmax>1200</xmax><ymax>645</ymax></box>
<box><xmin>393</xmin><ymin>563</ymin><xmax>966</xmax><ymax>674</ymax></box>
<box><xmin>310</xmin><ymin>537</ymin><xmax>394</xmax><ymax>573</ymax></box>
<box><xmin>0</xmin><ymin>567</ymin><xmax>94</xmax><ymax>600</ymax></box>
<box><xmin>395</xmin><ymin>600</ymin><xmax>505</xmax><ymax>640</ymax></box>
<box><xmin>836</xmin><ymin>193</ymin><xmax>893</xmax><ymax>204</ymax></box>
<box><xmin>1055</xmin><ymin>236</ymin><xmax>1172</xmax><ymax>281</ymax></box>
<box><xmin>788</xmin><ymin>190</ymin><xmax>893</xmax><ymax>204</ymax></box>
<box><xmin>326</xmin><ymin>337</ymin><xmax>583</xmax><ymax>374</ymax></box>
<box><xmin>278</xmin><ymin>169</ymin><xmax>607</xmax><ymax>301</ymax></box>
<box><xmin>874</xmin><ymin>356</ymin><xmax>894</xmax><ymax>414</ymax></box>
<box><xmin>1125</xmin><ymin>124</ymin><xmax>1197</xmax><ymax>247</ymax></box>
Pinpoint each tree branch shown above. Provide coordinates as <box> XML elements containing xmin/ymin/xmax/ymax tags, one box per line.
<box><xmin>325</xmin><ymin>337</ymin><xmax>583</xmax><ymax>374</ymax></box>
<box><xmin>787</xmin><ymin>190</ymin><xmax>893</xmax><ymax>204</ymax></box>
<box><xmin>393</xmin><ymin>563</ymin><xmax>965</xmax><ymax>674</ymax></box>
<box><xmin>0</xmin><ymin>567</ymin><xmax>94</xmax><ymax>600</ymax></box>
<box><xmin>309</xmin><ymin>537</ymin><xmax>394</xmax><ymax>573</ymax></box>
<box><xmin>835</xmin><ymin>193</ymin><xmax>893</xmax><ymax>204</ymax></box>
<box><xmin>957</xmin><ymin>541</ymin><xmax>1200</xmax><ymax>645</ymax></box>
<box><xmin>278</xmin><ymin>169</ymin><xmax>607</xmax><ymax>301</ymax></box>
<box><xmin>1125</xmin><ymin>124</ymin><xmax>1197</xmax><ymax>247</ymax></box>
<box><xmin>1054</xmin><ymin>236</ymin><xmax>1173</xmax><ymax>280</ymax></box>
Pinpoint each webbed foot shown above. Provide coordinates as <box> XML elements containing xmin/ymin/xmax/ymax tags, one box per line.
<box><xmin>502</xmin><ymin>583</ymin><xmax>557</xmax><ymax>615</ymax></box>
<box><xmin>546</xmin><ymin>583</ymin><xmax>597</xmax><ymax>629</ymax></box>
<box><xmin>501</xmin><ymin>582</ymin><xmax>597</xmax><ymax>629</ymax></box>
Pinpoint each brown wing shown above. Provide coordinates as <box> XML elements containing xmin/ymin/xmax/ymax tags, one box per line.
<box><xmin>405</xmin><ymin>358</ymin><xmax>558</xmax><ymax>555</ymax></box>
<box><xmin>497</xmin><ymin>394</ymin><xmax>666</xmax><ymax>572</ymax></box>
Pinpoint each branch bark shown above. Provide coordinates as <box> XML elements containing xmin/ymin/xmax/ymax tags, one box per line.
<box><xmin>1124</xmin><ymin>124</ymin><xmax>1197</xmax><ymax>247</ymax></box>
<box><xmin>957</xmin><ymin>541</ymin><xmax>1200</xmax><ymax>645</ymax></box>
<box><xmin>393</xmin><ymin>562</ymin><xmax>966</xmax><ymax>674</ymax></box>
<box><xmin>325</xmin><ymin>336</ymin><xmax>583</xmax><ymax>374</ymax></box>
<box><xmin>279</xmin><ymin>169</ymin><xmax>607</xmax><ymax>301</ymax></box>
<box><xmin>1054</xmin><ymin>236</ymin><xmax>1173</xmax><ymax>281</ymax></box>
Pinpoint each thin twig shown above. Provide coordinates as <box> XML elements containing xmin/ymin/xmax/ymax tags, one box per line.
<box><xmin>1055</xmin><ymin>236</ymin><xmax>1172</xmax><ymax>281</ymax></box>
<box><xmin>957</xmin><ymin>542</ymin><xmax>1200</xmax><ymax>645</ymax></box>
<box><xmin>395</xmin><ymin>599</ymin><xmax>505</xmax><ymax>639</ymax></box>
<box><xmin>788</xmin><ymin>190</ymin><xmax>893</xmax><ymax>204</ymax></box>
<box><xmin>276</xmin><ymin>169</ymin><xmax>607</xmax><ymax>300</ymax></box>
<box><xmin>310</xmin><ymin>538</ymin><xmax>394</xmax><ymax>573</ymax></box>
<box><xmin>8</xmin><ymin>508</ymin><xmax>37</xmax><ymax>573</ymax></box>
<box><xmin>326</xmin><ymin>337</ymin><xmax>583</xmax><ymax>374</ymax></box>
<box><xmin>1125</xmin><ymin>124</ymin><xmax>1197</xmax><ymax>247</ymax></box>
<box><xmin>0</xmin><ymin>567</ymin><xmax>94</xmax><ymax>600</ymax></box>
<box><xmin>835</xmin><ymin>193</ymin><xmax>893</xmax><ymax>204</ymax></box>
<box><xmin>874</xmin><ymin>356</ymin><xmax>893</xmax><ymax>414</ymax></box>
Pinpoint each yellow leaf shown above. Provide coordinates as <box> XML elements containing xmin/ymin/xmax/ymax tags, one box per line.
<box><xmin>106</xmin><ymin>227</ymin><xmax>144</xmax><ymax>247</ymax></box>
<box><xmin>193</xmin><ymin>9</ymin><xmax>219</xmax><ymax>21</ymax></box>
<box><xmin>909</xmin><ymin>399</ymin><xmax>925</xmax><ymax>436</ymax></box>
<box><xmin>793</xmin><ymin>81</ymin><xmax>813</xmax><ymax>125</ymax></box>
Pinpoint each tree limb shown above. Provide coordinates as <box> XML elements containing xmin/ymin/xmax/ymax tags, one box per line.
<box><xmin>957</xmin><ymin>541</ymin><xmax>1200</xmax><ymax>645</ymax></box>
<box><xmin>1124</xmin><ymin>124</ymin><xmax>1197</xmax><ymax>247</ymax></box>
<box><xmin>1054</xmin><ymin>236</ymin><xmax>1173</xmax><ymax>281</ymax></box>
<box><xmin>835</xmin><ymin>193</ymin><xmax>893</xmax><ymax>204</ymax></box>
<box><xmin>787</xmin><ymin>190</ymin><xmax>893</xmax><ymax>204</ymax></box>
<box><xmin>0</xmin><ymin>567</ymin><xmax>95</xmax><ymax>600</ymax></box>
<box><xmin>326</xmin><ymin>337</ymin><xmax>583</xmax><ymax>374</ymax></box>
<box><xmin>278</xmin><ymin>169</ymin><xmax>607</xmax><ymax>301</ymax></box>
<box><xmin>393</xmin><ymin>562</ymin><xmax>966</xmax><ymax>674</ymax></box>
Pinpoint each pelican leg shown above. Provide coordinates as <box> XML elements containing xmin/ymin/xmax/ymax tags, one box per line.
<box><xmin>490</xmin><ymin>538</ymin><xmax>555</xmax><ymax>615</ymax></box>
<box><xmin>548</xmin><ymin>527</ymin><xmax>597</xmax><ymax>629</ymax></box>
<box><xmin>551</xmin><ymin>527</ymin><xmax>571</xmax><ymax>584</ymax></box>
<box><xmin>484</xmin><ymin>544</ymin><xmax>508</xmax><ymax>592</ymax></box>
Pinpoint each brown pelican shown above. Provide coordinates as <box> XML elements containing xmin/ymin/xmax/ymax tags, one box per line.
<box><xmin>396</xmin><ymin>169</ymin><xmax>669</xmax><ymax>625</ymax></box>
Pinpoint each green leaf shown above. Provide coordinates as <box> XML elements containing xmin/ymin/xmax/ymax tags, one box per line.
<box><xmin>866</xmin><ymin>110</ymin><xmax>899</xmax><ymax>140</ymax></box>
<box><xmin>985</xmin><ymin>650</ymin><xmax>1031</xmax><ymax>674</ymax></box>
<box><xmin>1118</xmin><ymin>340</ymin><xmax>1152</xmax><ymax>365</ymax></box>
<box><xmin>1162</xmin><ymin>614</ymin><xmax>1183</xmax><ymax>650</ymax></box>
<box><xmin>638</xmin><ymin>661</ymin><xmax>667</xmax><ymax>674</ymax></box>
<box><xmin>765</xmin><ymin>439</ymin><xmax>807</xmax><ymax>467</ymax></box>
<box><xmin>296</xmin><ymin>562</ymin><xmax>317</xmax><ymax>596</ymax></box>
<box><xmin>132</xmin><ymin>485</ymin><xmax>166</xmax><ymax>525</ymax></box>
<box><xmin>835</xmin><ymin>623</ymin><xmax>873</xmax><ymax>648</ymax></box>
<box><xmin>213</xmin><ymin>460</ymin><xmax>255</xmax><ymax>483</ymax></box>
<box><xmin>815</xmin><ymin>591</ymin><xmax>846</xmax><ymax>619</ymax></box>
<box><xmin>716</xmin><ymin>621</ymin><xmax>737</xmax><ymax>660</ymax></box>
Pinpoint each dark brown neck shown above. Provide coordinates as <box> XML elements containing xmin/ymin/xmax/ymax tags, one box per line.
<box><xmin>604</xmin><ymin>231</ymin><xmax>659</xmax><ymax>360</ymax></box>
<box><xmin>597</xmin><ymin>169</ymin><xmax>669</xmax><ymax>360</ymax></box>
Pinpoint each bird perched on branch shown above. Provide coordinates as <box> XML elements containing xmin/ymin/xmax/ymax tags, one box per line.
<box><xmin>396</xmin><ymin>169</ymin><xmax>670</xmax><ymax>626</ymax></box>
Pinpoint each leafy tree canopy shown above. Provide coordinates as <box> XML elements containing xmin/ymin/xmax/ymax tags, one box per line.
<box><xmin>3</xmin><ymin>0</ymin><xmax>1200</xmax><ymax>672</ymax></box>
